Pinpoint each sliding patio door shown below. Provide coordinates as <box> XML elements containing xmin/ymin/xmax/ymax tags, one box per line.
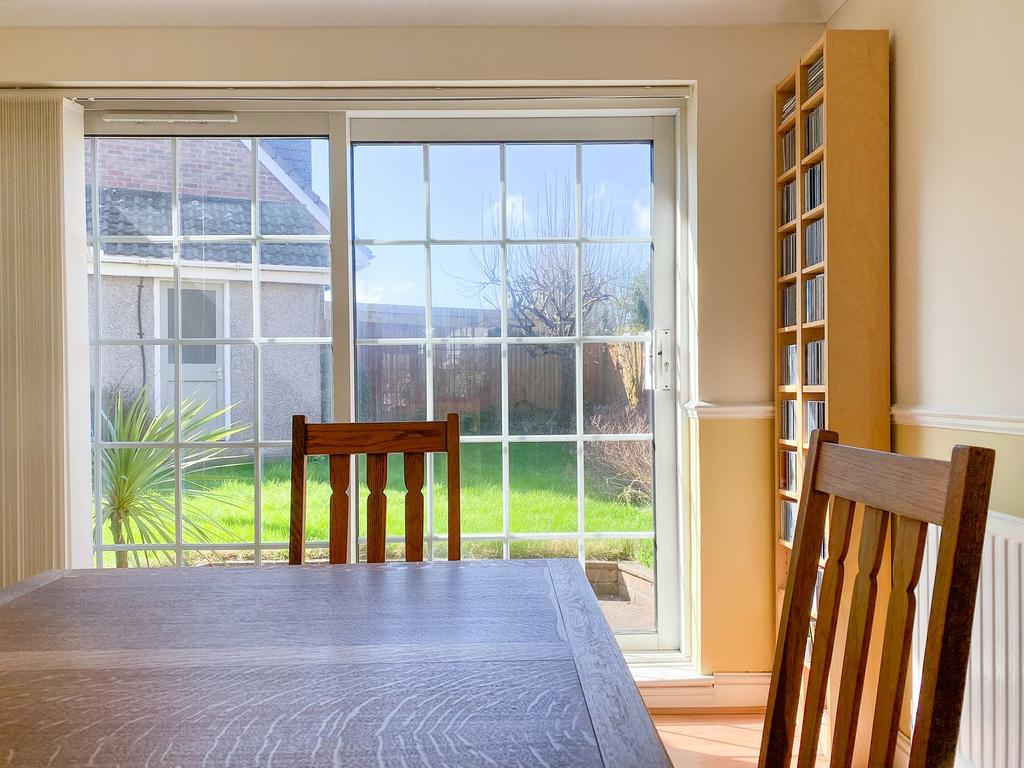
<box><xmin>84</xmin><ymin>109</ymin><xmax>682</xmax><ymax>651</ymax></box>
<box><xmin>348</xmin><ymin>116</ymin><xmax>680</xmax><ymax>648</ymax></box>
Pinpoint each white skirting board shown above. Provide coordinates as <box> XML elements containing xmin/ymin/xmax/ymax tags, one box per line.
<box><xmin>909</xmin><ymin>510</ymin><xmax>1023</xmax><ymax>768</ymax></box>
<box><xmin>635</xmin><ymin>672</ymin><xmax>771</xmax><ymax>711</ymax></box>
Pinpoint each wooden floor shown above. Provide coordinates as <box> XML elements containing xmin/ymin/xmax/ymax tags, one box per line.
<box><xmin>654</xmin><ymin>713</ymin><xmax>829</xmax><ymax>767</ymax></box>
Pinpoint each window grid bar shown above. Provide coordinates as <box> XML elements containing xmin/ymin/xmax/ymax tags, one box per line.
<box><xmin>574</xmin><ymin>142</ymin><xmax>586</xmax><ymax>564</ymax></box>
<box><xmin>93</xmin><ymin>337</ymin><xmax>331</xmax><ymax>347</ymax></box>
<box><xmin>353</xmin><ymin>334</ymin><xmax>649</xmax><ymax>346</ymax></box>
<box><xmin>423</xmin><ymin>143</ymin><xmax>436</xmax><ymax>561</ymax></box>
<box><xmin>251</xmin><ymin>138</ymin><xmax>264</xmax><ymax>565</ymax></box>
<box><xmin>90</xmin><ymin>139</ymin><xmax>104</xmax><ymax>566</ymax></box>
<box><xmin>94</xmin><ymin>234</ymin><xmax>330</xmax><ymax>244</ymax></box>
<box><xmin>96</xmin><ymin>530</ymin><xmax>656</xmax><ymax>553</ymax></box>
<box><xmin>92</xmin><ymin>432</ymin><xmax>653</xmax><ymax>450</ymax></box>
<box><xmin>353</xmin><ymin>237</ymin><xmax>651</xmax><ymax>247</ymax></box>
<box><xmin>499</xmin><ymin>143</ymin><xmax>511</xmax><ymax>560</ymax></box>
<box><xmin>171</xmin><ymin>138</ymin><xmax>184</xmax><ymax>568</ymax></box>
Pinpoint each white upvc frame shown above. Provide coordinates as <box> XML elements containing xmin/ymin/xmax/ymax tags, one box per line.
<box><xmin>82</xmin><ymin>96</ymin><xmax>691</xmax><ymax>656</ymax></box>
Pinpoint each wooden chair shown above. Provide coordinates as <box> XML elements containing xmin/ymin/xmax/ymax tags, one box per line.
<box><xmin>289</xmin><ymin>413</ymin><xmax>461</xmax><ymax>565</ymax></box>
<box><xmin>761</xmin><ymin>430</ymin><xmax>995</xmax><ymax>768</ymax></box>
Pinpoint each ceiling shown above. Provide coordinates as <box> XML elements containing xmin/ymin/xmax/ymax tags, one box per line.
<box><xmin>0</xmin><ymin>0</ymin><xmax>843</xmax><ymax>27</ymax></box>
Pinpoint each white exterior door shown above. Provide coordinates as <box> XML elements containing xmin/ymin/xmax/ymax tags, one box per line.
<box><xmin>161</xmin><ymin>283</ymin><xmax>225</xmax><ymax>425</ymax></box>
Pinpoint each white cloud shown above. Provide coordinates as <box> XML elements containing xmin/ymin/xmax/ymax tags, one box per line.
<box><xmin>632</xmin><ymin>201</ymin><xmax>651</xmax><ymax>233</ymax></box>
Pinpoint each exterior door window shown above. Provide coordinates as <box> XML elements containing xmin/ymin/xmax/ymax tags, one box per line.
<box><xmin>162</xmin><ymin>284</ymin><xmax>224</xmax><ymax>426</ymax></box>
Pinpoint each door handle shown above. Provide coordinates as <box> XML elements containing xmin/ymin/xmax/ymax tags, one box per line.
<box><xmin>650</xmin><ymin>329</ymin><xmax>672</xmax><ymax>391</ymax></box>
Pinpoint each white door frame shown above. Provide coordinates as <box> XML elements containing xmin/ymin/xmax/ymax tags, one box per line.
<box><xmin>345</xmin><ymin>113</ymin><xmax>685</xmax><ymax>653</ymax></box>
<box><xmin>81</xmin><ymin>97</ymin><xmax>692</xmax><ymax>658</ymax></box>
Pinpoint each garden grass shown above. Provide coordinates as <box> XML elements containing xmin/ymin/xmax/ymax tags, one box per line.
<box><xmin>101</xmin><ymin>442</ymin><xmax>654</xmax><ymax>566</ymax></box>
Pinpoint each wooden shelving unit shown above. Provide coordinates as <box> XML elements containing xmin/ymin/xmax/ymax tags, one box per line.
<box><xmin>772</xmin><ymin>29</ymin><xmax>890</xmax><ymax>620</ymax></box>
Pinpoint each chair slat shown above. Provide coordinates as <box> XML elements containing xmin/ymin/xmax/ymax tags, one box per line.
<box><xmin>446</xmin><ymin>414</ymin><xmax>461</xmax><ymax>561</ymax></box>
<box><xmin>815</xmin><ymin>442</ymin><xmax>950</xmax><ymax>525</ymax></box>
<box><xmin>796</xmin><ymin>496</ymin><xmax>856</xmax><ymax>768</ymax></box>
<box><xmin>288</xmin><ymin>414</ymin><xmax>309</xmax><ymax>565</ymax></box>
<box><xmin>761</xmin><ymin>430</ymin><xmax>838</xmax><ymax>768</ymax></box>
<box><xmin>328</xmin><ymin>454</ymin><xmax>351</xmax><ymax>565</ymax></box>
<box><xmin>910</xmin><ymin>445</ymin><xmax>995</xmax><ymax>768</ymax></box>
<box><xmin>366</xmin><ymin>453</ymin><xmax>388</xmax><ymax>563</ymax></box>
<box><xmin>868</xmin><ymin>515</ymin><xmax>928</xmax><ymax>766</ymax></box>
<box><xmin>404</xmin><ymin>452</ymin><xmax>425</xmax><ymax>562</ymax></box>
<box><xmin>828</xmin><ymin>504</ymin><xmax>889</xmax><ymax>768</ymax></box>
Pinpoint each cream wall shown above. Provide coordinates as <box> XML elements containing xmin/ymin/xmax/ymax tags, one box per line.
<box><xmin>828</xmin><ymin>0</ymin><xmax>1024</xmax><ymax>519</ymax></box>
<box><xmin>0</xmin><ymin>24</ymin><xmax>824</xmax><ymax>670</ymax></box>
<box><xmin>690</xmin><ymin>416</ymin><xmax>777</xmax><ymax>673</ymax></box>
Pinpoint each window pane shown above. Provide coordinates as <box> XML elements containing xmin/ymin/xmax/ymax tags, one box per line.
<box><xmin>259</xmin><ymin>450</ymin><xmax>330</xmax><ymax>546</ymax></box>
<box><xmin>355</xmin><ymin>345</ymin><xmax>426</xmax><ymax>423</ymax></box>
<box><xmin>505</xmin><ymin>144</ymin><xmax>576</xmax><ymax>239</ymax></box>
<box><xmin>509</xmin><ymin>442</ymin><xmax>577</xmax><ymax>534</ymax></box>
<box><xmin>98</xmin><ymin>138</ymin><xmax>172</xmax><ymax>236</ymax></box>
<box><xmin>98</xmin><ymin>549</ymin><xmax>176</xmax><ymax>568</ymax></box>
<box><xmin>258</xmin><ymin>139</ymin><xmax>330</xmax><ymax>236</ymax></box>
<box><xmin>260</xmin><ymin>343</ymin><xmax>333</xmax><ymax>440</ymax></box>
<box><xmin>98</xmin><ymin>344</ymin><xmax>173</xmax><ymax>441</ymax></box>
<box><xmin>259</xmin><ymin>447</ymin><xmax>307</xmax><ymax>544</ymax></box>
<box><xmin>174</xmin><ymin>343</ymin><xmax>254</xmax><ymax>443</ymax></box>
<box><xmin>584</xmin><ymin>441</ymin><xmax>653</xmax><ymax>532</ymax></box>
<box><xmin>431</xmin><ymin>244</ymin><xmax>500</xmax><ymax>338</ymax></box>
<box><xmin>429</xmin><ymin>144</ymin><xmax>500</xmax><ymax>240</ymax></box>
<box><xmin>182</xmin><ymin>448</ymin><xmax>254</xmax><ymax>544</ymax></box>
<box><xmin>84</xmin><ymin>139</ymin><xmax>94</xmax><ymax>235</ymax></box>
<box><xmin>434</xmin><ymin>539</ymin><xmax>503</xmax><ymax>560</ymax></box>
<box><xmin>583</xmin><ymin>342</ymin><xmax>651</xmax><ymax>435</ymax></box>
<box><xmin>98</xmin><ymin>446</ymin><xmax>176</xmax><ymax>554</ymax></box>
<box><xmin>355</xmin><ymin>245</ymin><xmax>426</xmax><ymax>339</ymax></box>
<box><xmin>507</xmin><ymin>244</ymin><xmax>576</xmax><ymax>337</ymax></box>
<box><xmin>585</xmin><ymin>539</ymin><xmax>655</xmax><ymax>632</ymax></box>
<box><xmin>353</xmin><ymin>144</ymin><xmax>424</xmax><ymax>241</ymax></box>
<box><xmin>432</xmin><ymin>344</ymin><xmax>501</xmax><ymax>436</ymax></box>
<box><xmin>98</xmin><ymin>268</ymin><xmax>172</xmax><ymax>340</ymax></box>
<box><xmin>509</xmin><ymin>344</ymin><xmax>576</xmax><ymax>435</ymax></box>
<box><xmin>582</xmin><ymin>243</ymin><xmax>651</xmax><ymax>336</ymax></box>
<box><xmin>582</xmin><ymin>143</ymin><xmax>652</xmax><ymax>239</ymax></box>
<box><xmin>181</xmin><ymin>243</ymin><xmax>254</xmax><ymax>339</ymax></box>
<box><xmin>510</xmin><ymin>539</ymin><xmax>577</xmax><ymax>559</ymax></box>
<box><xmin>433</xmin><ymin>443</ymin><xmax>502</xmax><ymax>535</ymax></box>
<box><xmin>179</xmin><ymin>139</ymin><xmax>253</xmax><ymax>236</ymax></box>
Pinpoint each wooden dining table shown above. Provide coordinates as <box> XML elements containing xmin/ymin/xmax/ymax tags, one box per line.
<box><xmin>0</xmin><ymin>559</ymin><xmax>670</xmax><ymax>767</ymax></box>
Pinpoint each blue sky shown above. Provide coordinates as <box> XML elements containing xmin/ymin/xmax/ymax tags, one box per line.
<box><xmin>351</xmin><ymin>142</ymin><xmax>652</xmax><ymax>312</ymax></box>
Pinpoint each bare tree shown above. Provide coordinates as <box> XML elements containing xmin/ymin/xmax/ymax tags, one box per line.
<box><xmin>454</xmin><ymin>172</ymin><xmax>650</xmax><ymax>430</ymax></box>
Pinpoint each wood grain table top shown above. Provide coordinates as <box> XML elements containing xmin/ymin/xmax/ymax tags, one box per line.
<box><xmin>0</xmin><ymin>559</ymin><xmax>670</xmax><ymax>768</ymax></box>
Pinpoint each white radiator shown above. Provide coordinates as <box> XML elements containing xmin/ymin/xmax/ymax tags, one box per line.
<box><xmin>911</xmin><ymin>511</ymin><xmax>1024</xmax><ymax>768</ymax></box>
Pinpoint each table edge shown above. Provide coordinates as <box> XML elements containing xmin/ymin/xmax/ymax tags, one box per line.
<box><xmin>546</xmin><ymin>559</ymin><xmax>672</xmax><ymax>768</ymax></box>
<box><xmin>0</xmin><ymin>569</ymin><xmax>68</xmax><ymax>609</ymax></box>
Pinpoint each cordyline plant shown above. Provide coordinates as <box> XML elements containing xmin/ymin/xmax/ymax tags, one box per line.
<box><xmin>98</xmin><ymin>387</ymin><xmax>247</xmax><ymax>568</ymax></box>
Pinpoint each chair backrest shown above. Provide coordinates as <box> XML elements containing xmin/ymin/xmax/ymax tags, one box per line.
<box><xmin>760</xmin><ymin>430</ymin><xmax>995</xmax><ymax>768</ymax></box>
<box><xmin>289</xmin><ymin>413</ymin><xmax>461</xmax><ymax>565</ymax></box>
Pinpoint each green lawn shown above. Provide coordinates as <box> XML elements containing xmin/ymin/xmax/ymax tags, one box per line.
<box><xmin>102</xmin><ymin>442</ymin><xmax>654</xmax><ymax>566</ymax></box>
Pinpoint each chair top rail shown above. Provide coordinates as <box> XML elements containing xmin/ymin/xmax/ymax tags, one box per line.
<box><xmin>814</xmin><ymin>441</ymin><xmax>951</xmax><ymax>526</ymax></box>
<box><xmin>304</xmin><ymin>420</ymin><xmax>449</xmax><ymax>456</ymax></box>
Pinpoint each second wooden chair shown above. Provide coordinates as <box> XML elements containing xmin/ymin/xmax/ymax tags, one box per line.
<box><xmin>289</xmin><ymin>413</ymin><xmax>461</xmax><ymax>564</ymax></box>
